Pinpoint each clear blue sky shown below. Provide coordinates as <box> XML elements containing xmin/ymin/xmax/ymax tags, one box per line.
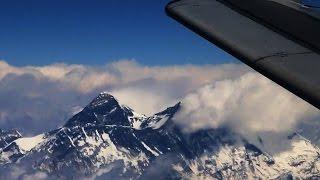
<box><xmin>0</xmin><ymin>0</ymin><xmax>236</xmax><ymax>66</ymax></box>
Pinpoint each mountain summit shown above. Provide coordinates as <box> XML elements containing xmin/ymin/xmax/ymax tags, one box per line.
<box><xmin>65</xmin><ymin>92</ymin><xmax>133</xmax><ymax>127</ymax></box>
<box><xmin>0</xmin><ymin>93</ymin><xmax>320</xmax><ymax>179</ymax></box>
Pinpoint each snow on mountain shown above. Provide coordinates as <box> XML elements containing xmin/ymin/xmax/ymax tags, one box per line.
<box><xmin>181</xmin><ymin>134</ymin><xmax>320</xmax><ymax>179</ymax></box>
<box><xmin>13</xmin><ymin>134</ymin><xmax>46</xmax><ymax>152</ymax></box>
<box><xmin>0</xmin><ymin>93</ymin><xmax>320</xmax><ymax>179</ymax></box>
<box><xmin>0</xmin><ymin>129</ymin><xmax>21</xmax><ymax>150</ymax></box>
<box><xmin>0</xmin><ymin>133</ymin><xmax>46</xmax><ymax>164</ymax></box>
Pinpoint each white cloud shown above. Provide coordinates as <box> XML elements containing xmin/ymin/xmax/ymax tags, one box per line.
<box><xmin>0</xmin><ymin>59</ymin><xmax>318</xmax><ymax>144</ymax></box>
<box><xmin>0</xmin><ymin>60</ymin><xmax>248</xmax><ymax>134</ymax></box>
<box><xmin>174</xmin><ymin>72</ymin><xmax>320</xmax><ymax>140</ymax></box>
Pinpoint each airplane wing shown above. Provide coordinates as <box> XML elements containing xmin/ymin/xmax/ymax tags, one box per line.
<box><xmin>166</xmin><ymin>0</ymin><xmax>320</xmax><ymax>109</ymax></box>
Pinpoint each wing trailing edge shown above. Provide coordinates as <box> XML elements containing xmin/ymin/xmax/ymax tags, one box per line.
<box><xmin>166</xmin><ymin>0</ymin><xmax>320</xmax><ymax>109</ymax></box>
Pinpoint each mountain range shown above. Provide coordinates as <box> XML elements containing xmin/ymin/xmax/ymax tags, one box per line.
<box><xmin>0</xmin><ymin>92</ymin><xmax>320</xmax><ymax>179</ymax></box>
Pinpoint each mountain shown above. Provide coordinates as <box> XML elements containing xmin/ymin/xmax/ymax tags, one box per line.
<box><xmin>0</xmin><ymin>92</ymin><xmax>320</xmax><ymax>179</ymax></box>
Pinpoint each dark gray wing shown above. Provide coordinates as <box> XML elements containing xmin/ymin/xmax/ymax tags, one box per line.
<box><xmin>166</xmin><ymin>0</ymin><xmax>320</xmax><ymax>109</ymax></box>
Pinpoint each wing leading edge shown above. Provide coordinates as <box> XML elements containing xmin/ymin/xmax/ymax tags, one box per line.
<box><xmin>166</xmin><ymin>0</ymin><xmax>320</xmax><ymax>109</ymax></box>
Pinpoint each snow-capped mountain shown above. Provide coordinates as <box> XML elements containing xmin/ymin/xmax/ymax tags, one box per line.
<box><xmin>0</xmin><ymin>93</ymin><xmax>320</xmax><ymax>179</ymax></box>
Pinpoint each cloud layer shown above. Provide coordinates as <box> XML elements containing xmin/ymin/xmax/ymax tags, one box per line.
<box><xmin>0</xmin><ymin>59</ymin><xmax>320</xmax><ymax>155</ymax></box>
<box><xmin>175</xmin><ymin>72</ymin><xmax>319</xmax><ymax>134</ymax></box>
<box><xmin>0</xmin><ymin>60</ymin><xmax>248</xmax><ymax>135</ymax></box>
<box><xmin>173</xmin><ymin>72</ymin><xmax>320</xmax><ymax>153</ymax></box>
<box><xmin>0</xmin><ymin>59</ymin><xmax>319</xmax><ymax>144</ymax></box>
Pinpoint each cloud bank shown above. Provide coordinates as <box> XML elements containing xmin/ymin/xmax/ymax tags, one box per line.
<box><xmin>0</xmin><ymin>60</ymin><xmax>248</xmax><ymax>135</ymax></box>
<box><xmin>173</xmin><ymin>72</ymin><xmax>320</xmax><ymax>153</ymax></box>
<box><xmin>0</xmin><ymin>59</ymin><xmax>320</xmax><ymax>155</ymax></box>
<box><xmin>0</xmin><ymin>59</ymin><xmax>319</xmax><ymax>145</ymax></box>
<box><xmin>175</xmin><ymin>72</ymin><xmax>319</xmax><ymax>134</ymax></box>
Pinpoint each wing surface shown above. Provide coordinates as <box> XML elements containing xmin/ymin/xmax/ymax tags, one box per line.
<box><xmin>166</xmin><ymin>0</ymin><xmax>320</xmax><ymax>109</ymax></box>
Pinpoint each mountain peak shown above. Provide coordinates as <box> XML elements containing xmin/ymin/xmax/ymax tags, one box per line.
<box><xmin>99</xmin><ymin>91</ymin><xmax>113</xmax><ymax>97</ymax></box>
<box><xmin>88</xmin><ymin>92</ymin><xmax>118</xmax><ymax>109</ymax></box>
<box><xmin>65</xmin><ymin>93</ymin><xmax>131</xmax><ymax>127</ymax></box>
<box><xmin>155</xmin><ymin>102</ymin><xmax>181</xmax><ymax>116</ymax></box>
<box><xmin>65</xmin><ymin>92</ymin><xmax>181</xmax><ymax>130</ymax></box>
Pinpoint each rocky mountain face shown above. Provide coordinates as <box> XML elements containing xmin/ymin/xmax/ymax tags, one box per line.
<box><xmin>0</xmin><ymin>129</ymin><xmax>22</xmax><ymax>151</ymax></box>
<box><xmin>0</xmin><ymin>93</ymin><xmax>320</xmax><ymax>179</ymax></box>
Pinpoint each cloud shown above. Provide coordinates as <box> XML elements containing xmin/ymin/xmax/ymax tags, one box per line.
<box><xmin>1</xmin><ymin>59</ymin><xmax>318</xmax><ymax>146</ymax></box>
<box><xmin>22</xmin><ymin>172</ymin><xmax>48</xmax><ymax>180</ymax></box>
<box><xmin>173</xmin><ymin>72</ymin><xmax>320</xmax><ymax>152</ymax></box>
<box><xmin>0</xmin><ymin>164</ymin><xmax>50</xmax><ymax>180</ymax></box>
<box><xmin>0</xmin><ymin>60</ymin><xmax>248</xmax><ymax>135</ymax></box>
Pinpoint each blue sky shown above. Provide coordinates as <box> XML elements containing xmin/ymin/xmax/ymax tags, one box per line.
<box><xmin>0</xmin><ymin>0</ymin><xmax>236</xmax><ymax>66</ymax></box>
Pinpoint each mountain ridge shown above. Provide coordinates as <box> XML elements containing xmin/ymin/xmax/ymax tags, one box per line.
<box><xmin>0</xmin><ymin>93</ymin><xmax>320</xmax><ymax>179</ymax></box>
